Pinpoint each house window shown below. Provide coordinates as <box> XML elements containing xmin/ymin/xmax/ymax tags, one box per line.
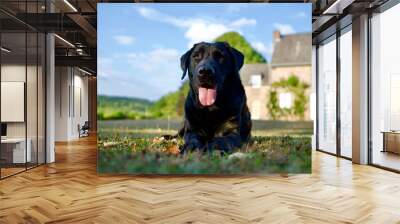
<box><xmin>251</xmin><ymin>74</ymin><xmax>262</xmax><ymax>88</ymax></box>
<box><xmin>279</xmin><ymin>92</ymin><xmax>293</xmax><ymax>109</ymax></box>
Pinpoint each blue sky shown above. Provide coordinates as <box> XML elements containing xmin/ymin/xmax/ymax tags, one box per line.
<box><xmin>98</xmin><ymin>3</ymin><xmax>311</xmax><ymax>101</ymax></box>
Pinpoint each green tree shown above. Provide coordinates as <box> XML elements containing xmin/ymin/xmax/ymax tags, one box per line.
<box><xmin>97</xmin><ymin>95</ymin><xmax>152</xmax><ymax>120</ymax></box>
<box><xmin>149</xmin><ymin>81</ymin><xmax>190</xmax><ymax>119</ymax></box>
<box><xmin>214</xmin><ymin>31</ymin><xmax>267</xmax><ymax>64</ymax></box>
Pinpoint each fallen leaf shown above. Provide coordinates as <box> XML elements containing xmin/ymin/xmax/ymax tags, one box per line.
<box><xmin>167</xmin><ymin>144</ymin><xmax>180</xmax><ymax>155</ymax></box>
<box><xmin>152</xmin><ymin>137</ymin><xmax>162</xmax><ymax>144</ymax></box>
<box><xmin>103</xmin><ymin>142</ymin><xmax>118</xmax><ymax>147</ymax></box>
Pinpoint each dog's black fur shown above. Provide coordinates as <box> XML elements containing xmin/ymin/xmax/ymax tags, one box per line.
<box><xmin>179</xmin><ymin>42</ymin><xmax>251</xmax><ymax>153</ymax></box>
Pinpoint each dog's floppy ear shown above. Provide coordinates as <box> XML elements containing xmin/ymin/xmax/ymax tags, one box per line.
<box><xmin>180</xmin><ymin>48</ymin><xmax>193</xmax><ymax>80</ymax></box>
<box><xmin>221</xmin><ymin>42</ymin><xmax>244</xmax><ymax>72</ymax></box>
<box><xmin>228</xmin><ymin>45</ymin><xmax>244</xmax><ymax>72</ymax></box>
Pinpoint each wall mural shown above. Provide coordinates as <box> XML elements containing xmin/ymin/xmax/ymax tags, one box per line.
<box><xmin>97</xmin><ymin>3</ymin><xmax>313</xmax><ymax>174</ymax></box>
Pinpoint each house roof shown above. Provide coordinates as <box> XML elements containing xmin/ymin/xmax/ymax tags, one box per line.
<box><xmin>239</xmin><ymin>63</ymin><xmax>270</xmax><ymax>86</ymax></box>
<box><xmin>271</xmin><ymin>33</ymin><xmax>311</xmax><ymax>67</ymax></box>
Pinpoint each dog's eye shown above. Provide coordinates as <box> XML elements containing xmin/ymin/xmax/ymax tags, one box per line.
<box><xmin>192</xmin><ymin>53</ymin><xmax>201</xmax><ymax>60</ymax></box>
<box><xmin>213</xmin><ymin>51</ymin><xmax>224</xmax><ymax>62</ymax></box>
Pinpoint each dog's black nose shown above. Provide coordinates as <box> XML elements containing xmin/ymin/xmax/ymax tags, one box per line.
<box><xmin>198</xmin><ymin>66</ymin><xmax>214</xmax><ymax>77</ymax></box>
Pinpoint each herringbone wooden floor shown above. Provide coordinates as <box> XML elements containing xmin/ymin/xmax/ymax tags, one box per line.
<box><xmin>1</xmin><ymin>136</ymin><xmax>400</xmax><ymax>224</ymax></box>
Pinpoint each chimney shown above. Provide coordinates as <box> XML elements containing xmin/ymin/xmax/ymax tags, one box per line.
<box><xmin>273</xmin><ymin>30</ymin><xmax>281</xmax><ymax>44</ymax></box>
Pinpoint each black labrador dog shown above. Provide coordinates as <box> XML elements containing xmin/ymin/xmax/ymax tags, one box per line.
<box><xmin>179</xmin><ymin>42</ymin><xmax>251</xmax><ymax>154</ymax></box>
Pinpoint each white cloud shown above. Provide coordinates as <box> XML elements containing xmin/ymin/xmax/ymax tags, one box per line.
<box><xmin>125</xmin><ymin>48</ymin><xmax>180</xmax><ymax>72</ymax></box>
<box><xmin>137</xmin><ymin>7</ymin><xmax>157</xmax><ymax>18</ymax></box>
<box><xmin>98</xmin><ymin>48</ymin><xmax>182</xmax><ymax>100</ymax></box>
<box><xmin>294</xmin><ymin>12</ymin><xmax>307</xmax><ymax>18</ymax></box>
<box><xmin>184</xmin><ymin>21</ymin><xmax>230</xmax><ymax>47</ymax></box>
<box><xmin>136</xmin><ymin>7</ymin><xmax>257</xmax><ymax>48</ymax></box>
<box><xmin>137</xmin><ymin>7</ymin><xmax>186</xmax><ymax>28</ymax></box>
<box><xmin>98</xmin><ymin>57</ymin><xmax>114</xmax><ymax>78</ymax></box>
<box><xmin>113</xmin><ymin>35</ymin><xmax>135</xmax><ymax>45</ymax></box>
<box><xmin>230</xmin><ymin>18</ymin><xmax>257</xmax><ymax>27</ymax></box>
<box><xmin>273</xmin><ymin>23</ymin><xmax>295</xmax><ymax>35</ymax></box>
<box><xmin>251</xmin><ymin>41</ymin><xmax>273</xmax><ymax>56</ymax></box>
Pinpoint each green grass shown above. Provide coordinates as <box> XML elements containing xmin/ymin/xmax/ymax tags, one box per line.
<box><xmin>98</xmin><ymin>120</ymin><xmax>312</xmax><ymax>175</ymax></box>
<box><xmin>98</xmin><ymin>136</ymin><xmax>311</xmax><ymax>174</ymax></box>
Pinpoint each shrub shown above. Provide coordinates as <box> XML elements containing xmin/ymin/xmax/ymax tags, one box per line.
<box><xmin>267</xmin><ymin>75</ymin><xmax>309</xmax><ymax>120</ymax></box>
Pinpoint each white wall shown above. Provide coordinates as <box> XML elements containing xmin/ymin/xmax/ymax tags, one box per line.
<box><xmin>1</xmin><ymin>65</ymin><xmax>37</xmax><ymax>139</ymax></box>
<box><xmin>55</xmin><ymin>66</ymin><xmax>69</xmax><ymax>141</ymax></box>
<box><xmin>1</xmin><ymin>63</ymin><xmax>46</xmax><ymax>164</ymax></box>
<box><xmin>1</xmin><ymin>82</ymin><xmax>25</xmax><ymax>122</ymax></box>
<box><xmin>73</xmin><ymin>73</ymin><xmax>89</xmax><ymax>137</ymax></box>
<box><xmin>1</xmin><ymin>65</ymin><xmax>26</xmax><ymax>129</ymax></box>
<box><xmin>55</xmin><ymin>67</ymin><xmax>89</xmax><ymax>141</ymax></box>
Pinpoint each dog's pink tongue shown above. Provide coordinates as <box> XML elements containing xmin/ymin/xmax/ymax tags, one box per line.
<box><xmin>199</xmin><ymin>87</ymin><xmax>216</xmax><ymax>106</ymax></box>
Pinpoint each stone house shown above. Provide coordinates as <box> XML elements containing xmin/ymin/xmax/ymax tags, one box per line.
<box><xmin>239</xmin><ymin>31</ymin><xmax>312</xmax><ymax>120</ymax></box>
<box><xmin>240</xmin><ymin>64</ymin><xmax>270</xmax><ymax>120</ymax></box>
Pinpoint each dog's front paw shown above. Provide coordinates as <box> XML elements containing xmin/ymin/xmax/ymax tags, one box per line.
<box><xmin>206</xmin><ymin>138</ymin><xmax>233</xmax><ymax>154</ymax></box>
<box><xmin>181</xmin><ymin>139</ymin><xmax>204</xmax><ymax>154</ymax></box>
